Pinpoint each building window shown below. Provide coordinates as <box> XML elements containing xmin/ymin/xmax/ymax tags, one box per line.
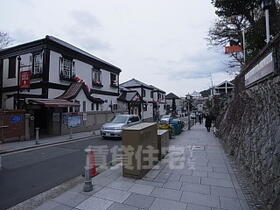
<box><xmin>158</xmin><ymin>93</ymin><xmax>161</xmax><ymax>99</ymax></box>
<box><xmin>83</xmin><ymin>101</ymin><xmax>86</xmax><ymax>112</ymax></box>
<box><xmin>92</xmin><ymin>68</ymin><xmax>102</xmax><ymax>86</ymax></box>
<box><xmin>150</xmin><ymin>91</ymin><xmax>153</xmax><ymax>98</ymax></box>
<box><xmin>59</xmin><ymin>57</ymin><xmax>75</xmax><ymax>80</ymax></box>
<box><xmin>32</xmin><ymin>53</ymin><xmax>43</xmax><ymax>76</ymax></box>
<box><xmin>113</xmin><ymin>104</ymin><xmax>118</xmax><ymax>110</ymax></box>
<box><xmin>8</xmin><ymin>56</ymin><xmax>16</xmax><ymax>79</ymax></box>
<box><xmin>74</xmin><ymin>100</ymin><xmax>80</xmax><ymax>112</ymax></box>
<box><xmin>91</xmin><ymin>103</ymin><xmax>94</xmax><ymax>111</ymax></box>
<box><xmin>96</xmin><ymin>103</ymin><xmax>99</xmax><ymax>111</ymax></box>
<box><xmin>143</xmin><ymin>103</ymin><xmax>147</xmax><ymax>111</ymax></box>
<box><xmin>142</xmin><ymin>89</ymin><xmax>146</xmax><ymax>97</ymax></box>
<box><xmin>110</xmin><ymin>73</ymin><xmax>118</xmax><ymax>87</ymax></box>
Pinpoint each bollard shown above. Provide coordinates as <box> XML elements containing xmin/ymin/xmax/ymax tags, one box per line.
<box><xmin>69</xmin><ymin>127</ymin><xmax>73</xmax><ymax>139</ymax></box>
<box><xmin>35</xmin><ymin>127</ymin><xmax>40</xmax><ymax>145</ymax></box>
<box><xmin>83</xmin><ymin>147</ymin><xmax>93</xmax><ymax>192</ymax></box>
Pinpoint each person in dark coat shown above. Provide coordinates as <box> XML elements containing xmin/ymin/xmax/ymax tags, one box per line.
<box><xmin>198</xmin><ymin>114</ymin><xmax>202</xmax><ymax>124</ymax></box>
<box><xmin>205</xmin><ymin>114</ymin><xmax>212</xmax><ymax>132</ymax></box>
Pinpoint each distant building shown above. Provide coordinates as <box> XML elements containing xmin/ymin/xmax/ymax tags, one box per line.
<box><xmin>191</xmin><ymin>91</ymin><xmax>202</xmax><ymax>100</ymax></box>
<box><xmin>119</xmin><ymin>79</ymin><xmax>166</xmax><ymax>121</ymax></box>
<box><xmin>165</xmin><ymin>92</ymin><xmax>181</xmax><ymax>116</ymax></box>
<box><xmin>213</xmin><ymin>80</ymin><xmax>234</xmax><ymax>96</ymax></box>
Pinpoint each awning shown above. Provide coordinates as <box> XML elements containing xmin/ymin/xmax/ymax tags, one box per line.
<box><xmin>28</xmin><ymin>99</ymin><xmax>80</xmax><ymax>108</ymax></box>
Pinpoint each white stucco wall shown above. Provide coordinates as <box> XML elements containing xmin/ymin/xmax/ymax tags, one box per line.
<box><xmin>48</xmin><ymin>89</ymin><xmax>65</xmax><ymax>99</ymax></box>
<box><xmin>49</xmin><ymin>50</ymin><xmax>119</xmax><ymax>93</ymax></box>
<box><xmin>2</xmin><ymin>53</ymin><xmax>34</xmax><ymax>88</ymax></box>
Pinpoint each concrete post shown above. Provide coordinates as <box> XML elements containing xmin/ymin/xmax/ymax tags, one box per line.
<box><xmin>35</xmin><ymin>127</ymin><xmax>39</xmax><ymax>145</ymax></box>
<box><xmin>25</xmin><ymin>114</ymin><xmax>31</xmax><ymax>141</ymax></box>
<box><xmin>83</xmin><ymin>147</ymin><xmax>93</xmax><ymax>192</ymax></box>
<box><xmin>69</xmin><ymin>127</ymin><xmax>73</xmax><ymax>139</ymax></box>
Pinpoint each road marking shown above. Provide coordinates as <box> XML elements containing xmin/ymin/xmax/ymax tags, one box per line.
<box><xmin>2</xmin><ymin>135</ymin><xmax>102</xmax><ymax>157</ymax></box>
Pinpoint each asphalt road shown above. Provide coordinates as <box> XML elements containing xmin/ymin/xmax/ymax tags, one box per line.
<box><xmin>0</xmin><ymin>136</ymin><xmax>122</xmax><ymax>210</ymax></box>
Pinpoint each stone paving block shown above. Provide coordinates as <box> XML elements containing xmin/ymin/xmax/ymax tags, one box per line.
<box><xmin>124</xmin><ymin>193</ymin><xmax>155</xmax><ymax>209</ymax></box>
<box><xmin>128</xmin><ymin>183</ymin><xmax>154</xmax><ymax>195</ymax></box>
<box><xmin>213</xmin><ymin>166</ymin><xmax>229</xmax><ymax>173</ymax></box>
<box><xmin>107</xmin><ymin>202</ymin><xmax>138</xmax><ymax>210</ymax></box>
<box><xmin>192</xmin><ymin>170</ymin><xmax>208</xmax><ymax>178</ymax></box>
<box><xmin>220</xmin><ymin>196</ymin><xmax>243</xmax><ymax>210</ymax></box>
<box><xmin>35</xmin><ymin>200</ymin><xmax>72</xmax><ymax>210</ymax></box>
<box><xmin>207</xmin><ymin>172</ymin><xmax>231</xmax><ymax>180</ymax></box>
<box><xmin>144</xmin><ymin>169</ymin><xmax>160</xmax><ymax>179</ymax></box>
<box><xmin>172</xmin><ymin>169</ymin><xmax>193</xmax><ymax>176</ymax></box>
<box><xmin>181</xmin><ymin>183</ymin><xmax>210</xmax><ymax>194</ymax></box>
<box><xmin>186</xmin><ymin>203</ymin><xmax>211</xmax><ymax>210</ymax></box>
<box><xmin>76</xmin><ymin>196</ymin><xmax>113</xmax><ymax>210</ymax></box>
<box><xmin>135</xmin><ymin>179</ymin><xmax>164</xmax><ymax>187</ymax></box>
<box><xmin>156</xmin><ymin>171</ymin><xmax>171</xmax><ymax>180</ymax></box>
<box><xmin>167</xmin><ymin>173</ymin><xmax>181</xmax><ymax>181</ymax></box>
<box><xmin>163</xmin><ymin>181</ymin><xmax>182</xmax><ymax>190</ymax></box>
<box><xmin>192</xmin><ymin>166</ymin><xmax>213</xmax><ymax>172</ymax></box>
<box><xmin>53</xmin><ymin>191</ymin><xmax>89</xmax><ymax>207</ymax></box>
<box><xmin>92</xmin><ymin>176</ymin><xmax>116</xmax><ymax>186</ymax></box>
<box><xmin>180</xmin><ymin>175</ymin><xmax>201</xmax><ymax>184</ymax></box>
<box><xmin>107</xmin><ymin>180</ymin><xmax>134</xmax><ymax>191</ymax></box>
<box><xmin>239</xmin><ymin>199</ymin><xmax>251</xmax><ymax>210</ymax></box>
<box><xmin>210</xmin><ymin>186</ymin><xmax>237</xmax><ymax>198</ymax></box>
<box><xmin>150</xmin><ymin>198</ymin><xmax>187</xmax><ymax>210</ymax></box>
<box><xmin>151</xmin><ymin>187</ymin><xmax>182</xmax><ymax>201</ymax></box>
<box><xmin>116</xmin><ymin>176</ymin><xmax>136</xmax><ymax>183</ymax></box>
<box><xmin>94</xmin><ymin>187</ymin><xmax>131</xmax><ymax>203</ymax></box>
<box><xmin>180</xmin><ymin>191</ymin><xmax>220</xmax><ymax>208</ymax></box>
<box><xmin>201</xmin><ymin>177</ymin><xmax>233</xmax><ymax>188</ymax></box>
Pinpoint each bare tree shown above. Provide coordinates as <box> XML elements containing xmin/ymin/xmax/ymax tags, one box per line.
<box><xmin>0</xmin><ymin>32</ymin><xmax>12</xmax><ymax>49</ymax></box>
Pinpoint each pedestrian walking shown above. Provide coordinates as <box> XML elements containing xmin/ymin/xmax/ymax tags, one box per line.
<box><xmin>198</xmin><ymin>114</ymin><xmax>202</xmax><ymax>124</ymax></box>
<box><xmin>205</xmin><ymin>114</ymin><xmax>212</xmax><ymax>132</ymax></box>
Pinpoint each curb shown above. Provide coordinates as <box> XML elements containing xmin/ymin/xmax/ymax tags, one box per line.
<box><xmin>0</xmin><ymin>134</ymin><xmax>99</xmax><ymax>155</ymax></box>
<box><xmin>7</xmin><ymin>158</ymin><xmax>121</xmax><ymax>210</ymax></box>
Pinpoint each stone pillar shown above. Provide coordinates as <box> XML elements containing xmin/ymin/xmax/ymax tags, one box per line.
<box><xmin>24</xmin><ymin>113</ymin><xmax>31</xmax><ymax>141</ymax></box>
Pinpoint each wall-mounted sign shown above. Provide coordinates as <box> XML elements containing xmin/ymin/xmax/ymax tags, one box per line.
<box><xmin>225</xmin><ymin>45</ymin><xmax>242</xmax><ymax>54</ymax></box>
<box><xmin>10</xmin><ymin>115</ymin><xmax>23</xmax><ymax>123</ymax></box>
<box><xmin>245</xmin><ymin>52</ymin><xmax>275</xmax><ymax>87</ymax></box>
<box><xmin>67</xmin><ymin>116</ymin><xmax>81</xmax><ymax>128</ymax></box>
<box><xmin>20</xmin><ymin>71</ymin><xmax>32</xmax><ymax>89</ymax></box>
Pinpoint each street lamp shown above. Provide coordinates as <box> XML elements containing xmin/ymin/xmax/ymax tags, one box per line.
<box><xmin>186</xmin><ymin>94</ymin><xmax>191</xmax><ymax>130</ymax></box>
<box><xmin>261</xmin><ymin>0</ymin><xmax>274</xmax><ymax>43</ymax></box>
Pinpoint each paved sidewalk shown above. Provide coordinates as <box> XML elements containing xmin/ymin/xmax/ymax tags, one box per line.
<box><xmin>0</xmin><ymin>130</ymin><xmax>99</xmax><ymax>154</ymax></box>
<box><xmin>33</xmin><ymin>124</ymin><xmax>250</xmax><ymax>210</ymax></box>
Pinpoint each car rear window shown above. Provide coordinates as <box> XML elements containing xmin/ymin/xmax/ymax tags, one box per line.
<box><xmin>111</xmin><ymin>115</ymin><xmax>128</xmax><ymax>123</ymax></box>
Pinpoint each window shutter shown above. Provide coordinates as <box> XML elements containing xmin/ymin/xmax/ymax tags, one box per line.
<box><xmin>72</xmin><ymin>61</ymin><xmax>76</xmax><ymax>78</ymax></box>
<box><xmin>59</xmin><ymin>57</ymin><xmax>63</xmax><ymax>77</ymax></box>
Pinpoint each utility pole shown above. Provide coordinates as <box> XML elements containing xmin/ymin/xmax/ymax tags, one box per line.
<box><xmin>261</xmin><ymin>0</ymin><xmax>273</xmax><ymax>43</ymax></box>
<box><xmin>242</xmin><ymin>29</ymin><xmax>246</xmax><ymax>64</ymax></box>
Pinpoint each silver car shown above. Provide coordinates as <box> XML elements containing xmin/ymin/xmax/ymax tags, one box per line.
<box><xmin>100</xmin><ymin>114</ymin><xmax>141</xmax><ymax>138</ymax></box>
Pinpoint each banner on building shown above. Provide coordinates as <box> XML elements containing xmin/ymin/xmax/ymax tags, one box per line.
<box><xmin>20</xmin><ymin>71</ymin><xmax>32</xmax><ymax>89</ymax></box>
<box><xmin>225</xmin><ymin>45</ymin><xmax>242</xmax><ymax>54</ymax></box>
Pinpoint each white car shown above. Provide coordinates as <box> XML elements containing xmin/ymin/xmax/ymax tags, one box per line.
<box><xmin>100</xmin><ymin>114</ymin><xmax>141</xmax><ymax>139</ymax></box>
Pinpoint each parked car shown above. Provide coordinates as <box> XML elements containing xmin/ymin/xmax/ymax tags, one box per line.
<box><xmin>100</xmin><ymin>114</ymin><xmax>141</xmax><ymax>139</ymax></box>
<box><xmin>190</xmin><ymin>113</ymin><xmax>196</xmax><ymax>119</ymax></box>
<box><xmin>160</xmin><ymin>115</ymin><xmax>173</xmax><ymax>124</ymax></box>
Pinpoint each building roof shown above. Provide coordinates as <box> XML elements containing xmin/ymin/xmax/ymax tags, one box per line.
<box><xmin>0</xmin><ymin>35</ymin><xmax>121</xmax><ymax>74</ymax></box>
<box><xmin>149</xmin><ymin>85</ymin><xmax>166</xmax><ymax>93</ymax></box>
<box><xmin>120</xmin><ymin>79</ymin><xmax>153</xmax><ymax>90</ymax></box>
<box><xmin>165</xmin><ymin>92</ymin><xmax>180</xmax><ymax>99</ymax></box>
<box><xmin>118</xmin><ymin>91</ymin><xmax>141</xmax><ymax>102</ymax></box>
<box><xmin>215</xmin><ymin>80</ymin><xmax>234</xmax><ymax>88</ymax></box>
<box><xmin>57</xmin><ymin>82</ymin><xmax>104</xmax><ymax>103</ymax></box>
<box><xmin>27</xmin><ymin>99</ymin><xmax>80</xmax><ymax>108</ymax></box>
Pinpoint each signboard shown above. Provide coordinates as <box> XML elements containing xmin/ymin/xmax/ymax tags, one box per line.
<box><xmin>245</xmin><ymin>52</ymin><xmax>275</xmax><ymax>87</ymax></box>
<box><xmin>225</xmin><ymin>45</ymin><xmax>242</xmax><ymax>54</ymax></box>
<box><xmin>67</xmin><ymin>116</ymin><xmax>81</xmax><ymax>128</ymax></box>
<box><xmin>20</xmin><ymin>71</ymin><xmax>32</xmax><ymax>89</ymax></box>
<box><xmin>10</xmin><ymin>115</ymin><xmax>23</xmax><ymax>123</ymax></box>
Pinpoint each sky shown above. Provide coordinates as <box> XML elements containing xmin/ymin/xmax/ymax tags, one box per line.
<box><xmin>1</xmin><ymin>0</ymin><xmax>235</xmax><ymax>96</ymax></box>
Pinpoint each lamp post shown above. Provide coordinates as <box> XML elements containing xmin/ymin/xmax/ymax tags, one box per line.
<box><xmin>261</xmin><ymin>0</ymin><xmax>274</xmax><ymax>43</ymax></box>
<box><xmin>186</xmin><ymin>94</ymin><xmax>191</xmax><ymax>130</ymax></box>
<box><xmin>17</xmin><ymin>56</ymin><xmax>21</xmax><ymax>109</ymax></box>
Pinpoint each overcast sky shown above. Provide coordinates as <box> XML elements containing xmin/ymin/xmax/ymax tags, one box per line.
<box><xmin>1</xmin><ymin>0</ymin><xmax>235</xmax><ymax>96</ymax></box>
